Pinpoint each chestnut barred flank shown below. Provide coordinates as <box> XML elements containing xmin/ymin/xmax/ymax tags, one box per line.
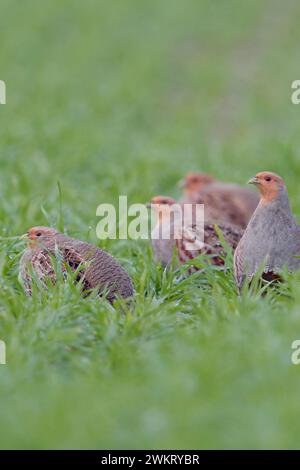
<box><xmin>176</xmin><ymin>222</ymin><xmax>243</xmax><ymax>273</ymax></box>
<box><xmin>150</xmin><ymin>196</ymin><xmax>243</xmax><ymax>272</ymax></box>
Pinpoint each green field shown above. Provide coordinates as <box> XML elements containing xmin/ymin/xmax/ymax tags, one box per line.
<box><xmin>1</xmin><ymin>0</ymin><xmax>300</xmax><ymax>449</ymax></box>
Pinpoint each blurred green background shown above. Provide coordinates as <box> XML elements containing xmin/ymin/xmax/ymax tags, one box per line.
<box><xmin>1</xmin><ymin>0</ymin><xmax>300</xmax><ymax>449</ymax></box>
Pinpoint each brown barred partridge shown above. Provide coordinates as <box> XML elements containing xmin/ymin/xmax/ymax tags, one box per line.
<box><xmin>19</xmin><ymin>226</ymin><xmax>134</xmax><ymax>303</ymax></box>
<box><xmin>180</xmin><ymin>172</ymin><xmax>259</xmax><ymax>228</ymax></box>
<box><xmin>149</xmin><ymin>196</ymin><xmax>243</xmax><ymax>272</ymax></box>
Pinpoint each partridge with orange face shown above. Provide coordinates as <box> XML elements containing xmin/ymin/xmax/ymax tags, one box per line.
<box><xmin>149</xmin><ymin>196</ymin><xmax>243</xmax><ymax>271</ymax></box>
<box><xmin>180</xmin><ymin>172</ymin><xmax>259</xmax><ymax>228</ymax></box>
<box><xmin>234</xmin><ymin>172</ymin><xmax>300</xmax><ymax>291</ymax></box>
<box><xmin>19</xmin><ymin>226</ymin><xmax>134</xmax><ymax>303</ymax></box>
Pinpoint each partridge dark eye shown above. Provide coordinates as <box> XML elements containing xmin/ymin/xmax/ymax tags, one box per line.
<box><xmin>36</xmin><ymin>232</ymin><xmax>42</xmax><ymax>237</ymax></box>
<box><xmin>264</xmin><ymin>177</ymin><xmax>272</xmax><ymax>182</ymax></box>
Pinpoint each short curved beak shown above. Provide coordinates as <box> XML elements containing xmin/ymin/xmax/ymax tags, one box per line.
<box><xmin>178</xmin><ymin>179</ymin><xmax>186</xmax><ymax>189</ymax></box>
<box><xmin>248</xmin><ymin>176</ymin><xmax>259</xmax><ymax>185</ymax></box>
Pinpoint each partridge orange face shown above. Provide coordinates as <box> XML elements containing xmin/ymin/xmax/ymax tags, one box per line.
<box><xmin>27</xmin><ymin>226</ymin><xmax>59</xmax><ymax>241</ymax></box>
<box><xmin>180</xmin><ymin>172</ymin><xmax>215</xmax><ymax>196</ymax></box>
<box><xmin>248</xmin><ymin>172</ymin><xmax>286</xmax><ymax>203</ymax></box>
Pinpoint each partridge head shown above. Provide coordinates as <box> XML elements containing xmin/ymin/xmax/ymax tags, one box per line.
<box><xmin>25</xmin><ymin>226</ymin><xmax>60</xmax><ymax>245</ymax></box>
<box><xmin>179</xmin><ymin>172</ymin><xmax>215</xmax><ymax>198</ymax></box>
<box><xmin>248</xmin><ymin>171</ymin><xmax>286</xmax><ymax>202</ymax></box>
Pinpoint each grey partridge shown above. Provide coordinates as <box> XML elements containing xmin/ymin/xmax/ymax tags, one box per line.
<box><xmin>180</xmin><ymin>172</ymin><xmax>259</xmax><ymax>228</ymax></box>
<box><xmin>234</xmin><ymin>172</ymin><xmax>300</xmax><ymax>292</ymax></box>
<box><xmin>149</xmin><ymin>196</ymin><xmax>243</xmax><ymax>272</ymax></box>
<box><xmin>19</xmin><ymin>226</ymin><xmax>134</xmax><ymax>303</ymax></box>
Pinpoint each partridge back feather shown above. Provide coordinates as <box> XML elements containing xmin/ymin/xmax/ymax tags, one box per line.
<box><xmin>186</xmin><ymin>184</ymin><xmax>259</xmax><ymax>229</ymax></box>
<box><xmin>181</xmin><ymin>173</ymin><xmax>259</xmax><ymax>228</ymax></box>
<box><xmin>20</xmin><ymin>231</ymin><xmax>134</xmax><ymax>303</ymax></box>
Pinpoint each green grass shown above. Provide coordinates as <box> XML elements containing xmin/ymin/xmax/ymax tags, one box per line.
<box><xmin>1</xmin><ymin>0</ymin><xmax>300</xmax><ymax>449</ymax></box>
